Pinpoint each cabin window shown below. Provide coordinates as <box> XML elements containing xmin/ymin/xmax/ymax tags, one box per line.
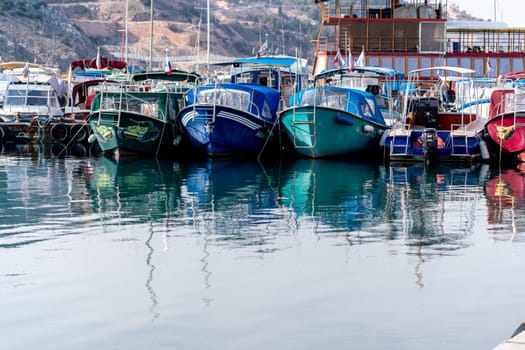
<box><xmin>262</xmin><ymin>101</ymin><xmax>271</xmax><ymax>119</ymax></box>
<box><xmin>101</xmin><ymin>97</ymin><xmax>117</xmax><ymax>110</ymax></box>
<box><xmin>5</xmin><ymin>88</ymin><xmax>27</xmax><ymax>106</ymax></box>
<box><xmin>320</xmin><ymin>89</ymin><xmax>347</xmax><ymax>109</ymax></box>
<box><xmin>141</xmin><ymin>103</ymin><xmax>158</xmax><ymax>117</ymax></box>
<box><xmin>196</xmin><ymin>89</ymin><xmax>250</xmax><ymax>112</ymax></box>
<box><xmin>360</xmin><ymin>97</ymin><xmax>377</xmax><ymax>118</ymax></box>
<box><xmin>299</xmin><ymin>89</ymin><xmax>321</xmax><ymax>106</ymax></box>
<box><xmin>27</xmin><ymin>90</ymin><xmax>49</xmax><ymax>106</ymax></box>
<box><xmin>234</xmin><ymin>72</ymin><xmax>254</xmax><ymax>84</ymax></box>
<box><xmin>504</xmin><ymin>91</ymin><xmax>525</xmax><ymax>113</ymax></box>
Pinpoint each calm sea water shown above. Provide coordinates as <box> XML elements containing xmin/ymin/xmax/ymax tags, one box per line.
<box><xmin>1</xmin><ymin>144</ymin><xmax>524</xmax><ymax>350</ymax></box>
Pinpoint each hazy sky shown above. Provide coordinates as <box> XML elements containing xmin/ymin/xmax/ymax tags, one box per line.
<box><xmin>452</xmin><ymin>0</ymin><xmax>524</xmax><ymax>27</ymax></box>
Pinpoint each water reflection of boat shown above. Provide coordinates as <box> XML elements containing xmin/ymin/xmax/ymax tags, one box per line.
<box><xmin>484</xmin><ymin>164</ymin><xmax>525</xmax><ymax>239</ymax></box>
<box><xmin>385</xmin><ymin>163</ymin><xmax>487</xmax><ymax>249</ymax></box>
<box><xmin>277</xmin><ymin>159</ymin><xmax>387</xmax><ymax>235</ymax></box>
<box><xmin>385</xmin><ymin>163</ymin><xmax>487</xmax><ymax>287</ymax></box>
<box><xmin>0</xmin><ymin>141</ymin><xmax>99</xmax><ymax>158</ymax></box>
<box><xmin>182</xmin><ymin>158</ymin><xmax>280</xmax><ymax>238</ymax></box>
<box><xmin>88</xmin><ymin>156</ymin><xmax>183</xmax><ymax>220</ymax></box>
<box><xmin>0</xmin><ymin>151</ymin><xmax>93</xmax><ymax>248</ymax></box>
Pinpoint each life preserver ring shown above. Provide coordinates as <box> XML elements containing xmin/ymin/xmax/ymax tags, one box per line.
<box><xmin>413</xmin><ymin>135</ymin><xmax>445</xmax><ymax>148</ymax></box>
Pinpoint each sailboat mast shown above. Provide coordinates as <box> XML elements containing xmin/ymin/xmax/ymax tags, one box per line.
<box><xmin>149</xmin><ymin>0</ymin><xmax>154</xmax><ymax>70</ymax></box>
<box><xmin>206</xmin><ymin>0</ymin><xmax>210</xmax><ymax>70</ymax></box>
<box><xmin>125</xmin><ymin>0</ymin><xmax>129</xmax><ymax>64</ymax></box>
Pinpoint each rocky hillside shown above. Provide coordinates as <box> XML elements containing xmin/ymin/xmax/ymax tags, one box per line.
<box><xmin>0</xmin><ymin>0</ymin><xmax>320</xmax><ymax>72</ymax></box>
<box><xmin>0</xmin><ymin>0</ymin><xmax>483</xmax><ymax>73</ymax></box>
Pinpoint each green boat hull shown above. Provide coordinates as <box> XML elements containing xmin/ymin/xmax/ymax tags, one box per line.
<box><xmin>280</xmin><ymin>106</ymin><xmax>386</xmax><ymax>158</ymax></box>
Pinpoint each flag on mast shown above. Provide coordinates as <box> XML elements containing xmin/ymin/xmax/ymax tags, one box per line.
<box><xmin>258</xmin><ymin>38</ymin><xmax>268</xmax><ymax>56</ymax></box>
<box><xmin>333</xmin><ymin>49</ymin><xmax>345</xmax><ymax>68</ymax></box>
<box><xmin>96</xmin><ymin>47</ymin><xmax>102</xmax><ymax>69</ymax></box>
<box><xmin>22</xmin><ymin>62</ymin><xmax>30</xmax><ymax>78</ymax></box>
<box><xmin>356</xmin><ymin>47</ymin><xmax>365</xmax><ymax>67</ymax></box>
<box><xmin>164</xmin><ymin>51</ymin><xmax>172</xmax><ymax>75</ymax></box>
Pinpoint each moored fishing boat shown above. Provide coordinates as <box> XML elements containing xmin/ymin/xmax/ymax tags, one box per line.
<box><xmin>382</xmin><ymin>66</ymin><xmax>488</xmax><ymax>164</ymax></box>
<box><xmin>179</xmin><ymin>83</ymin><xmax>281</xmax><ymax>157</ymax></box>
<box><xmin>0</xmin><ymin>61</ymin><xmax>90</xmax><ymax>145</ymax></box>
<box><xmin>64</xmin><ymin>53</ymin><xmax>129</xmax><ymax>120</ymax></box>
<box><xmin>483</xmin><ymin>72</ymin><xmax>525</xmax><ymax>163</ymax></box>
<box><xmin>86</xmin><ymin>69</ymin><xmax>200</xmax><ymax>158</ymax></box>
<box><xmin>309</xmin><ymin>65</ymin><xmax>404</xmax><ymax>125</ymax></box>
<box><xmin>279</xmin><ymin>69</ymin><xmax>388</xmax><ymax>158</ymax></box>
<box><xmin>179</xmin><ymin>55</ymin><xmax>308</xmax><ymax>157</ymax></box>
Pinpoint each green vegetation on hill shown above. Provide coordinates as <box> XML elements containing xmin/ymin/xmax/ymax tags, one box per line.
<box><xmin>0</xmin><ymin>0</ymin><xmax>46</xmax><ymax>18</ymax></box>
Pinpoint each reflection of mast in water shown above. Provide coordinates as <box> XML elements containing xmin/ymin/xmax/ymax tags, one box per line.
<box><xmin>186</xmin><ymin>186</ymin><xmax>214</xmax><ymax>306</ymax></box>
<box><xmin>391</xmin><ymin>167</ymin><xmax>425</xmax><ymax>288</ymax></box>
<box><xmin>387</xmin><ymin>165</ymin><xmax>482</xmax><ymax>288</ymax></box>
<box><xmin>145</xmin><ymin>221</ymin><xmax>159</xmax><ymax>321</ymax></box>
<box><xmin>414</xmin><ymin>246</ymin><xmax>425</xmax><ymax>288</ymax></box>
<box><xmin>200</xmin><ymin>235</ymin><xmax>213</xmax><ymax>306</ymax></box>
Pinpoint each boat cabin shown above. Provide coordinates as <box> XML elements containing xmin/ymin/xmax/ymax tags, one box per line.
<box><xmin>185</xmin><ymin>83</ymin><xmax>280</xmax><ymax>123</ymax></box>
<box><xmin>0</xmin><ymin>81</ymin><xmax>64</xmax><ymax>121</ymax></box>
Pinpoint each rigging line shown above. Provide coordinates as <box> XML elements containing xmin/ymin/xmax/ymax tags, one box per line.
<box><xmin>156</xmin><ymin>122</ymin><xmax>166</xmax><ymax>158</ymax></box>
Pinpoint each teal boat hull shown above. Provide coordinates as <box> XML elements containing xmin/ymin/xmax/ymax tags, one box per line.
<box><xmin>280</xmin><ymin>106</ymin><xmax>386</xmax><ymax>158</ymax></box>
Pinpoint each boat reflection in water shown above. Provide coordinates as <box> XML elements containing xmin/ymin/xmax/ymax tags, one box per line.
<box><xmin>485</xmin><ymin>163</ymin><xmax>525</xmax><ymax>241</ymax></box>
<box><xmin>88</xmin><ymin>155</ymin><xmax>185</xmax><ymax>222</ymax></box>
<box><xmin>385</xmin><ymin>163</ymin><xmax>487</xmax><ymax>249</ymax></box>
<box><xmin>277</xmin><ymin>159</ymin><xmax>387</xmax><ymax>237</ymax></box>
<box><xmin>384</xmin><ymin>162</ymin><xmax>488</xmax><ymax>287</ymax></box>
<box><xmin>182</xmin><ymin>158</ymin><xmax>282</xmax><ymax>246</ymax></box>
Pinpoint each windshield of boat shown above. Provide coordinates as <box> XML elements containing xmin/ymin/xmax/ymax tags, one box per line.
<box><xmin>5</xmin><ymin>86</ymin><xmax>59</xmax><ymax>108</ymax></box>
<box><xmin>196</xmin><ymin>88</ymin><xmax>251</xmax><ymax>112</ymax></box>
<box><xmin>503</xmin><ymin>88</ymin><xmax>525</xmax><ymax>113</ymax></box>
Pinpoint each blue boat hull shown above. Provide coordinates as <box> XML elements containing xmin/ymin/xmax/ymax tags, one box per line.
<box><xmin>383</xmin><ymin>127</ymin><xmax>482</xmax><ymax>163</ymax></box>
<box><xmin>179</xmin><ymin>105</ymin><xmax>275</xmax><ymax>156</ymax></box>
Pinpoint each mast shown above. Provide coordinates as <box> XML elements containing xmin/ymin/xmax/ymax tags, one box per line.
<box><xmin>125</xmin><ymin>0</ymin><xmax>129</xmax><ymax>64</ymax></box>
<box><xmin>206</xmin><ymin>0</ymin><xmax>210</xmax><ymax>70</ymax></box>
<box><xmin>149</xmin><ymin>0</ymin><xmax>154</xmax><ymax>70</ymax></box>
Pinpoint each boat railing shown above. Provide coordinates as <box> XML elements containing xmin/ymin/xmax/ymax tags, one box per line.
<box><xmin>318</xmin><ymin>0</ymin><xmax>446</xmax><ymax>22</ymax></box>
<box><xmin>93</xmin><ymin>85</ymin><xmax>168</xmax><ymax>123</ymax></box>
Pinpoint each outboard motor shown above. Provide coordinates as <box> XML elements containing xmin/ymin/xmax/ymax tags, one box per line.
<box><xmin>422</xmin><ymin>127</ymin><xmax>438</xmax><ymax>161</ymax></box>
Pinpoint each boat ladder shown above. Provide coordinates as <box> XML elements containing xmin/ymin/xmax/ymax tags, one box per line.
<box><xmin>291</xmin><ymin>106</ymin><xmax>317</xmax><ymax>149</ymax></box>
<box><xmin>450</xmin><ymin>125</ymin><xmax>475</xmax><ymax>157</ymax></box>
<box><xmin>389</xmin><ymin>123</ymin><xmax>411</xmax><ymax>156</ymax></box>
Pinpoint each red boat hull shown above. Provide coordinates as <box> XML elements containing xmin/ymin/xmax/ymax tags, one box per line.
<box><xmin>485</xmin><ymin>112</ymin><xmax>525</xmax><ymax>157</ymax></box>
